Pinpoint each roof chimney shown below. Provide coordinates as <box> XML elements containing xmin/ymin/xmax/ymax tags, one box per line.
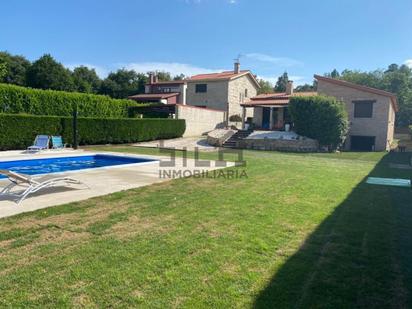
<box><xmin>153</xmin><ymin>73</ymin><xmax>158</xmax><ymax>83</ymax></box>
<box><xmin>234</xmin><ymin>60</ymin><xmax>240</xmax><ymax>74</ymax></box>
<box><xmin>149</xmin><ymin>72</ymin><xmax>155</xmax><ymax>84</ymax></box>
<box><xmin>286</xmin><ymin>80</ymin><xmax>294</xmax><ymax>95</ymax></box>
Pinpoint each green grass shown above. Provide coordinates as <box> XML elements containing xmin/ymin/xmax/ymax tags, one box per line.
<box><xmin>0</xmin><ymin>146</ymin><xmax>412</xmax><ymax>308</ymax></box>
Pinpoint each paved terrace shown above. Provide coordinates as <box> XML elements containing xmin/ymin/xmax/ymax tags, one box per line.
<box><xmin>0</xmin><ymin>149</ymin><xmax>233</xmax><ymax>219</ymax></box>
<box><xmin>133</xmin><ymin>136</ymin><xmax>218</xmax><ymax>152</ymax></box>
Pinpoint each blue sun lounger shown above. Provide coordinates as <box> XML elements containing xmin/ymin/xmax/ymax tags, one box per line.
<box><xmin>27</xmin><ymin>135</ymin><xmax>50</xmax><ymax>152</ymax></box>
<box><xmin>51</xmin><ymin>136</ymin><xmax>67</xmax><ymax>149</ymax></box>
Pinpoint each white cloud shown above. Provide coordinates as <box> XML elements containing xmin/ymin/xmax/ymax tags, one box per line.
<box><xmin>120</xmin><ymin>62</ymin><xmax>224</xmax><ymax>77</ymax></box>
<box><xmin>64</xmin><ymin>60</ymin><xmax>308</xmax><ymax>85</ymax></box>
<box><xmin>64</xmin><ymin>62</ymin><xmax>223</xmax><ymax>79</ymax></box>
<box><xmin>228</xmin><ymin>0</ymin><xmax>237</xmax><ymax>4</ymax></box>
<box><xmin>245</xmin><ymin>53</ymin><xmax>303</xmax><ymax>67</ymax></box>
<box><xmin>405</xmin><ymin>59</ymin><xmax>412</xmax><ymax>68</ymax></box>
<box><xmin>65</xmin><ymin>63</ymin><xmax>109</xmax><ymax>78</ymax></box>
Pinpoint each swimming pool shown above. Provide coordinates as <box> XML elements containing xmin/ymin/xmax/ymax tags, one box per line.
<box><xmin>0</xmin><ymin>154</ymin><xmax>158</xmax><ymax>179</ymax></box>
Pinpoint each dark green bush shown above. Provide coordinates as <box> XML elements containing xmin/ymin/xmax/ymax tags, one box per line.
<box><xmin>0</xmin><ymin>83</ymin><xmax>138</xmax><ymax>118</ymax></box>
<box><xmin>289</xmin><ymin>95</ymin><xmax>349</xmax><ymax>150</ymax></box>
<box><xmin>229</xmin><ymin>114</ymin><xmax>242</xmax><ymax>122</ymax></box>
<box><xmin>128</xmin><ymin>103</ymin><xmax>173</xmax><ymax>118</ymax></box>
<box><xmin>0</xmin><ymin>114</ymin><xmax>185</xmax><ymax>150</ymax></box>
<box><xmin>0</xmin><ymin>114</ymin><xmax>62</xmax><ymax>150</ymax></box>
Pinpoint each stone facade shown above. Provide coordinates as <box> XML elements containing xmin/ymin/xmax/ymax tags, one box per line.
<box><xmin>227</xmin><ymin>75</ymin><xmax>257</xmax><ymax>118</ymax></box>
<box><xmin>236</xmin><ymin>137</ymin><xmax>318</xmax><ymax>152</ymax></box>
<box><xmin>186</xmin><ymin>74</ymin><xmax>257</xmax><ymax>118</ymax></box>
<box><xmin>176</xmin><ymin>104</ymin><xmax>226</xmax><ymax>137</ymax></box>
<box><xmin>207</xmin><ymin>129</ymin><xmax>235</xmax><ymax>146</ymax></box>
<box><xmin>186</xmin><ymin>80</ymin><xmax>229</xmax><ymax>111</ymax></box>
<box><xmin>317</xmin><ymin>80</ymin><xmax>396</xmax><ymax>151</ymax></box>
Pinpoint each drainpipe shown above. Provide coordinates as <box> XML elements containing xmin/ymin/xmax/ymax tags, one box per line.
<box><xmin>241</xmin><ymin>106</ymin><xmax>246</xmax><ymax>130</ymax></box>
<box><xmin>72</xmin><ymin>106</ymin><xmax>78</xmax><ymax>150</ymax></box>
<box><xmin>269</xmin><ymin>107</ymin><xmax>274</xmax><ymax>130</ymax></box>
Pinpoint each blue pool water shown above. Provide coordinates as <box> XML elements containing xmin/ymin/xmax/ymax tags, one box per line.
<box><xmin>0</xmin><ymin>154</ymin><xmax>157</xmax><ymax>179</ymax></box>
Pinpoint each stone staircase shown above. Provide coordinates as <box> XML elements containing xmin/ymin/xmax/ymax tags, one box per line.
<box><xmin>222</xmin><ymin>129</ymin><xmax>253</xmax><ymax>148</ymax></box>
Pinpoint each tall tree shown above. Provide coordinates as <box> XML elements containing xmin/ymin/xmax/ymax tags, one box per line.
<box><xmin>136</xmin><ymin>73</ymin><xmax>148</xmax><ymax>94</ymax></box>
<box><xmin>0</xmin><ymin>51</ymin><xmax>31</xmax><ymax>86</ymax></box>
<box><xmin>295</xmin><ymin>83</ymin><xmax>315</xmax><ymax>92</ymax></box>
<box><xmin>257</xmin><ymin>79</ymin><xmax>273</xmax><ymax>94</ymax></box>
<box><xmin>72</xmin><ymin>66</ymin><xmax>101</xmax><ymax>93</ymax></box>
<box><xmin>0</xmin><ymin>62</ymin><xmax>7</xmax><ymax>80</ymax></box>
<box><xmin>156</xmin><ymin>71</ymin><xmax>172</xmax><ymax>81</ymax></box>
<box><xmin>26</xmin><ymin>54</ymin><xmax>74</xmax><ymax>91</ymax></box>
<box><xmin>274</xmin><ymin>72</ymin><xmax>289</xmax><ymax>92</ymax></box>
<box><xmin>330</xmin><ymin>69</ymin><xmax>340</xmax><ymax>78</ymax></box>
<box><xmin>173</xmin><ymin>73</ymin><xmax>186</xmax><ymax>81</ymax></box>
<box><xmin>100</xmin><ymin>69</ymin><xmax>140</xmax><ymax>99</ymax></box>
<box><xmin>327</xmin><ymin>65</ymin><xmax>412</xmax><ymax>126</ymax></box>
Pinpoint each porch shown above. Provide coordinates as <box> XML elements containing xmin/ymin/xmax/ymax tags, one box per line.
<box><xmin>241</xmin><ymin>105</ymin><xmax>292</xmax><ymax>131</ymax></box>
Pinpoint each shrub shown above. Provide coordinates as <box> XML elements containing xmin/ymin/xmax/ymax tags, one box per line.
<box><xmin>229</xmin><ymin>114</ymin><xmax>242</xmax><ymax>122</ymax></box>
<box><xmin>0</xmin><ymin>114</ymin><xmax>185</xmax><ymax>150</ymax></box>
<box><xmin>128</xmin><ymin>103</ymin><xmax>173</xmax><ymax>118</ymax></box>
<box><xmin>0</xmin><ymin>83</ymin><xmax>138</xmax><ymax>118</ymax></box>
<box><xmin>289</xmin><ymin>95</ymin><xmax>349</xmax><ymax>150</ymax></box>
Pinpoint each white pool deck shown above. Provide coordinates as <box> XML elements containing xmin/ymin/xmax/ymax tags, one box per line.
<box><xmin>0</xmin><ymin>149</ymin><xmax>234</xmax><ymax>219</ymax></box>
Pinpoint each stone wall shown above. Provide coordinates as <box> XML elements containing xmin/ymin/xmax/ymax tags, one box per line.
<box><xmin>207</xmin><ymin>129</ymin><xmax>235</xmax><ymax>146</ymax></box>
<box><xmin>317</xmin><ymin>80</ymin><xmax>395</xmax><ymax>151</ymax></box>
<box><xmin>236</xmin><ymin>138</ymin><xmax>319</xmax><ymax>152</ymax></box>
<box><xmin>176</xmin><ymin>104</ymin><xmax>226</xmax><ymax>137</ymax></box>
<box><xmin>186</xmin><ymin>80</ymin><xmax>229</xmax><ymax>111</ymax></box>
<box><xmin>228</xmin><ymin>74</ymin><xmax>257</xmax><ymax>118</ymax></box>
<box><xmin>186</xmin><ymin>74</ymin><xmax>258</xmax><ymax>119</ymax></box>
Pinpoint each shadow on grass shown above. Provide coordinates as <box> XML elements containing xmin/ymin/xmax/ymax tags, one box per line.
<box><xmin>254</xmin><ymin>152</ymin><xmax>412</xmax><ymax>308</ymax></box>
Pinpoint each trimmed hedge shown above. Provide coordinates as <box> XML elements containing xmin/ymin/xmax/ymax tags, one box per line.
<box><xmin>289</xmin><ymin>95</ymin><xmax>348</xmax><ymax>150</ymax></box>
<box><xmin>128</xmin><ymin>103</ymin><xmax>173</xmax><ymax>118</ymax></box>
<box><xmin>0</xmin><ymin>83</ymin><xmax>138</xmax><ymax>118</ymax></box>
<box><xmin>0</xmin><ymin>114</ymin><xmax>185</xmax><ymax>150</ymax></box>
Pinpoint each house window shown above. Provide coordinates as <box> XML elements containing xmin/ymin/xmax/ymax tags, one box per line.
<box><xmin>353</xmin><ymin>100</ymin><xmax>374</xmax><ymax>118</ymax></box>
<box><xmin>195</xmin><ymin>84</ymin><xmax>207</xmax><ymax>93</ymax></box>
<box><xmin>239</xmin><ymin>93</ymin><xmax>244</xmax><ymax>103</ymax></box>
<box><xmin>161</xmin><ymin>88</ymin><xmax>172</xmax><ymax>93</ymax></box>
<box><xmin>245</xmin><ymin>89</ymin><xmax>248</xmax><ymax>97</ymax></box>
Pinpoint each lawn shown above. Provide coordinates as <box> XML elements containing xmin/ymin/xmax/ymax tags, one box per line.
<box><xmin>0</xmin><ymin>147</ymin><xmax>411</xmax><ymax>308</ymax></box>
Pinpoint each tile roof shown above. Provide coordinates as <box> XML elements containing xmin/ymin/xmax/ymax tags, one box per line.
<box><xmin>314</xmin><ymin>74</ymin><xmax>399</xmax><ymax>111</ymax></box>
<box><xmin>128</xmin><ymin>93</ymin><xmax>180</xmax><ymax>100</ymax></box>
<box><xmin>189</xmin><ymin>70</ymin><xmax>250</xmax><ymax>81</ymax></box>
<box><xmin>188</xmin><ymin>70</ymin><xmax>261</xmax><ymax>88</ymax></box>
<box><xmin>242</xmin><ymin>92</ymin><xmax>317</xmax><ymax>106</ymax></box>
<box><xmin>147</xmin><ymin>80</ymin><xmax>186</xmax><ymax>85</ymax></box>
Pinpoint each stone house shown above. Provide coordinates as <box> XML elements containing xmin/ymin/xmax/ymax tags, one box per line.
<box><xmin>241</xmin><ymin>76</ymin><xmax>397</xmax><ymax>151</ymax></box>
<box><xmin>128</xmin><ymin>73</ymin><xmax>187</xmax><ymax>104</ymax></box>
<box><xmin>241</xmin><ymin>81</ymin><xmax>316</xmax><ymax>130</ymax></box>
<box><xmin>128</xmin><ymin>62</ymin><xmax>260</xmax><ymax>121</ymax></box>
<box><xmin>315</xmin><ymin>75</ymin><xmax>397</xmax><ymax>151</ymax></box>
<box><xmin>185</xmin><ymin>61</ymin><xmax>260</xmax><ymax>118</ymax></box>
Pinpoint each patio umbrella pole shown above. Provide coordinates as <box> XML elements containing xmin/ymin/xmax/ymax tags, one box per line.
<box><xmin>73</xmin><ymin>107</ymin><xmax>78</xmax><ymax>150</ymax></box>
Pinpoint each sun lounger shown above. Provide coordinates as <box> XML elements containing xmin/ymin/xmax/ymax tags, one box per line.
<box><xmin>0</xmin><ymin>169</ymin><xmax>89</xmax><ymax>204</ymax></box>
<box><xmin>27</xmin><ymin>135</ymin><xmax>50</xmax><ymax>152</ymax></box>
<box><xmin>51</xmin><ymin>136</ymin><xmax>67</xmax><ymax>149</ymax></box>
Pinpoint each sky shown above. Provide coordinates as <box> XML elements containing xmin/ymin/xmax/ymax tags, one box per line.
<box><xmin>1</xmin><ymin>0</ymin><xmax>412</xmax><ymax>85</ymax></box>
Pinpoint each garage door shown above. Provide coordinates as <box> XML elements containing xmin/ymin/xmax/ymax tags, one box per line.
<box><xmin>350</xmin><ymin>135</ymin><xmax>375</xmax><ymax>151</ymax></box>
